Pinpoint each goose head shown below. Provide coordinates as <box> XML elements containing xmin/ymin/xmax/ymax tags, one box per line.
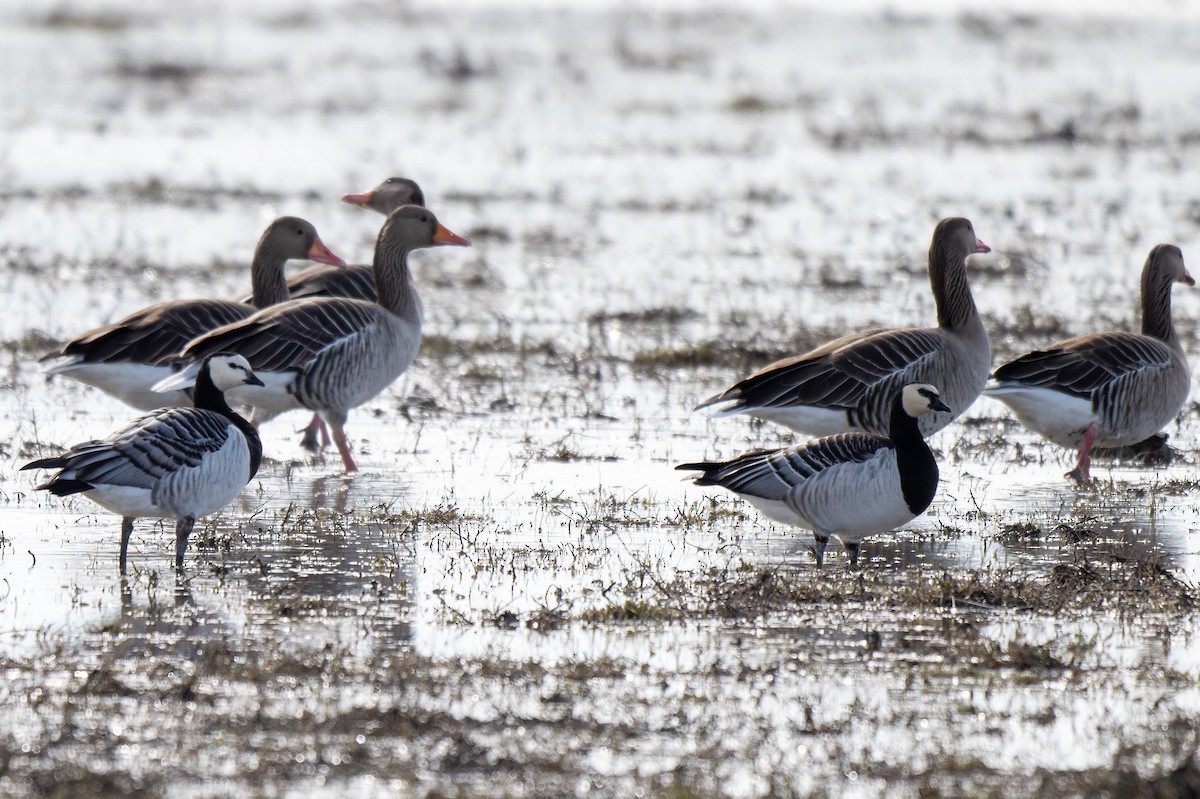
<box><xmin>933</xmin><ymin>217</ymin><xmax>991</xmax><ymax>259</ymax></box>
<box><xmin>1145</xmin><ymin>244</ymin><xmax>1194</xmax><ymax>288</ymax></box>
<box><xmin>901</xmin><ymin>383</ymin><xmax>952</xmax><ymax>418</ymax></box>
<box><xmin>259</xmin><ymin>216</ymin><xmax>345</xmax><ymax>267</ymax></box>
<box><xmin>204</xmin><ymin>354</ymin><xmax>265</xmax><ymax>392</ymax></box>
<box><xmin>343</xmin><ymin>177</ymin><xmax>426</xmax><ymax>215</ymax></box>
<box><xmin>377</xmin><ymin>205</ymin><xmax>471</xmax><ymax>252</ymax></box>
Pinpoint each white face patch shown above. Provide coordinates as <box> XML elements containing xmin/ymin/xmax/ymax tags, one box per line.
<box><xmin>208</xmin><ymin>355</ymin><xmax>256</xmax><ymax>392</ymax></box>
<box><xmin>901</xmin><ymin>383</ymin><xmax>941</xmax><ymax>418</ymax></box>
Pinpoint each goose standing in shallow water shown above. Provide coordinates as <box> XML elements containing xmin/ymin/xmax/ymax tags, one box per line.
<box><xmin>237</xmin><ymin>178</ymin><xmax>426</xmax><ymax>450</ymax></box>
<box><xmin>156</xmin><ymin>205</ymin><xmax>470</xmax><ymax>473</ymax></box>
<box><xmin>678</xmin><ymin>383</ymin><xmax>949</xmax><ymax>568</ymax></box>
<box><xmin>696</xmin><ymin>217</ymin><xmax>990</xmax><ymax>438</ymax></box>
<box><xmin>23</xmin><ymin>354</ymin><xmax>265</xmax><ymax>574</ymax></box>
<box><xmin>41</xmin><ymin>217</ymin><xmax>345</xmax><ymax>410</ymax></box>
<box><xmin>984</xmin><ymin>244</ymin><xmax>1193</xmax><ymax>481</ymax></box>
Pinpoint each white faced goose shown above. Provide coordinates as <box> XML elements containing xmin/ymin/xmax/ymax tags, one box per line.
<box><xmin>984</xmin><ymin>244</ymin><xmax>1193</xmax><ymax>481</ymax></box>
<box><xmin>156</xmin><ymin>205</ymin><xmax>470</xmax><ymax>473</ymax></box>
<box><xmin>23</xmin><ymin>354</ymin><xmax>265</xmax><ymax>574</ymax></box>
<box><xmin>678</xmin><ymin>383</ymin><xmax>949</xmax><ymax>568</ymax></box>
<box><xmin>40</xmin><ymin>217</ymin><xmax>345</xmax><ymax>410</ymax></box>
<box><xmin>696</xmin><ymin>217</ymin><xmax>990</xmax><ymax>438</ymax></box>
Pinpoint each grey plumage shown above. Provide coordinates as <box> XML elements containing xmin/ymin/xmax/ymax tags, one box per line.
<box><xmin>679</xmin><ymin>383</ymin><xmax>950</xmax><ymax>569</ymax></box>
<box><xmin>41</xmin><ymin>217</ymin><xmax>344</xmax><ymax>410</ymax></box>
<box><xmin>985</xmin><ymin>244</ymin><xmax>1193</xmax><ymax>481</ymax></box>
<box><xmin>158</xmin><ymin>205</ymin><xmax>470</xmax><ymax>473</ymax></box>
<box><xmin>23</xmin><ymin>354</ymin><xmax>265</xmax><ymax>573</ymax></box>
<box><xmin>696</xmin><ymin>217</ymin><xmax>991</xmax><ymax>438</ymax></box>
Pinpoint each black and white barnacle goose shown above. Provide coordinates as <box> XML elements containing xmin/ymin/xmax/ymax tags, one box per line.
<box><xmin>155</xmin><ymin>205</ymin><xmax>470</xmax><ymax>473</ymax></box>
<box><xmin>696</xmin><ymin>218</ymin><xmax>990</xmax><ymax>438</ymax></box>
<box><xmin>678</xmin><ymin>383</ymin><xmax>950</xmax><ymax>568</ymax></box>
<box><xmin>22</xmin><ymin>354</ymin><xmax>265</xmax><ymax>574</ymax></box>
<box><xmin>40</xmin><ymin>217</ymin><xmax>344</xmax><ymax>410</ymax></box>
<box><xmin>985</xmin><ymin>244</ymin><xmax>1193</xmax><ymax>481</ymax></box>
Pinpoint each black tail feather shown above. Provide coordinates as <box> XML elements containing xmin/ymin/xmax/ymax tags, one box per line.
<box><xmin>21</xmin><ymin>456</ymin><xmax>66</xmax><ymax>472</ymax></box>
<box><xmin>35</xmin><ymin>478</ymin><xmax>94</xmax><ymax>496</ymax></box>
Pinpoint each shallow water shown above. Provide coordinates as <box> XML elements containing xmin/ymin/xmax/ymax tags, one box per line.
<box><xmin>3</xmin><ymin>1</ymin><xmax>1200</xmax><ymax>796</ymax></box>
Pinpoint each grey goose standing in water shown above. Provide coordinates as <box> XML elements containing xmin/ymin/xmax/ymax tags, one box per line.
<box><xmin>40</xmin><ymin>217</ymin><xmax>345</xmax><ymax>410</ymax></box>
<box><xmin>678</xmin><ymin>383</ymin><xmax>949</xmax><ymax>568</ymax></box>
<box><xmin>156</xmin><ymin>205</ymin><xmax>470</xmax><ymax>473</ymax></box>
<box><xmin>23</xmin><ymin>354</ymin><xmax>265</xmax><ymax>574</ymax></box>
<box><xmin>235</xmin><ymin>178</ymin><xmax>426</xmax><ymax>450</ymax></box>
<box><xmin>984</xmin><ymin>244</ymin><xmax>1193</xmax><ymax>481</ymax></box>
<box><xmin>696</xmin><ymin>218</ymin><xmax>991</xmax><ymax>438</ymax></box>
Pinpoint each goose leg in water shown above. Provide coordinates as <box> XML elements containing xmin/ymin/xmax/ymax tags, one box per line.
<box><xmin>845</xmin><ymin>541</ymin><xmax>861</xmax><ymax>569</ymax></box>
<box><xmin>299</xmin><ymin>414</ymin><xmax>331</xmax><ymax>452</ymax></box>
<box><xmin>1067</xmin><ymin>425</ymin><xmax>1099</xmax><ymax>482</ymax></box>
<box><xmin>175</xmin><ymin>516</ymin><xmax>195</xmax><ymax>571</ymax></box>
<box><xmin>332</xmin><ymin>425</ymin><xmax>358</xmax><ymax>473</ymax></box>
<box><xmin>119</xmin><ymin>517</ymin><xmax>134</xmax><ymax>575</ymax></box>
<box><xmin>813</xmin><ymin>534</ymin><xmax>830</xmax><ymax>570</ymax></box>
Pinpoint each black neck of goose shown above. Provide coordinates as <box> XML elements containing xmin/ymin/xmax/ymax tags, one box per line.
<box><xmin>373</xmin><ymin>238</ymin><xmax>418</xmax><ymax>317</ymax></box>
<box><xmin>1141</xmin><ymin>272</ymin><xmax>1179</xmax><ymax>349</ymax></box>
<box><xmin>930</xmin><ymin>243</ymin><xmax>977</xmax><ymax>329</ymax></box>
<box><xmin>192</xmin><ymin>368</ymin><xmax>264</xmax><ymax>480</ymax></box>
<box><xmin>248</xmin><ymin>241</ymin><xmax>292</xmax><ymax>309</ymax></box>
<box><xmin>888</xmin><ymin>398</ymin><xmax>939</xmax><ymax>516</ymax></box>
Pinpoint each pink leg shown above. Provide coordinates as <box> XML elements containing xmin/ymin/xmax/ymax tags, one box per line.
<box><xmin>299</xmin><ymin>414</ymin><xmax>332</xmax><ymax>452</ymax></box>
<box><xmin>1067</xmin><ymin>425</ymin><xmax>1099</xmax><ymax>482</ymax></box>
<box><xmin>332</xmin><ymin>425</ymin><xmax>358</xmax><ymax>473</ymax></box>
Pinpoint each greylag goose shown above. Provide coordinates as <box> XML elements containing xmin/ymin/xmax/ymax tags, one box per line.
<box><xmin>243</xmin><ymin>177</ymin><xmax>426</xmax><ymax>305</ymax></box>
<box><xmin>156</xmin><ymin>205</ymin><xmax>470</xmax><ymax>473</ymax></box>
<box><xmin>41</xmin><ymin>217</ymin><xmax>344</xmax><ymax>410</ymax></box>
<box><xmin>678</xmin><ymin>383</ymin><xmax>949</xmax><ymax>568</ymax></box>
<box><xmin>696</xmin><ymin>217</ymin><xmax>990</xmax><ymax>438</ymax></box>
<box><xmin>236</xmin><ymin>178</ymin><xmax>425</xmax><ymax>450</ymax></box>
<box><xmin>23</xmin><ymin>354</ymin><xmax>265</xmax><ymax>574</ymax></box>
<box><xmin>984</xmin><ymin>244</ymin><xmax>1193</xmax><ymax>481</ymax></box>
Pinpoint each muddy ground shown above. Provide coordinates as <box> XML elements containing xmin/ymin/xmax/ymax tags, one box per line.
<box><xmin>3</xmin><ymin>1</ymin><xmax>1200</xmax><ymax>797</ymax></box>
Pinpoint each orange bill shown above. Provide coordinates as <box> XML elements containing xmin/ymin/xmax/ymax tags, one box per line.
<box><xmin>432</xmin><ymin>224</ymin><xmax>471</xmax><ymax>247</ymax></box>
<box><xmin>307</xmin><ymin>237</ymin><xmax>347</xmax><ymax>267</ymax></box>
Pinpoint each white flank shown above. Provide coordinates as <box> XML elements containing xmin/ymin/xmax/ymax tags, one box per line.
<box><xmin>733</xmin><ymin>404</ymin><xmax>856</xmax><ymax>438</ymax></box>
<box><xmin>48</xmin><ymin>361</ymin><xmax>192</xmax><ymax>410</ymax></box>
<box><xmin>153</xmin><ymin>363</ymin><xmax>202</xmax><ymax>393</ymax></box>
<box><xmin>983</xmin><ymin>384</ymin><xmax>1095</xmax><ymax>449</ymax></box>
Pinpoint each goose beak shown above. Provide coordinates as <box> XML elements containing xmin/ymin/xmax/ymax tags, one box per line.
<box><xmin>307</xmin><ymin>237</ymin><xmax>347</xmax><ymax>268</ymax></box>
<box><xmin>974</xmin><ymin>239</ymin><xmax>991</xmax><ymax>254</ymax></box>
<box><xmin>342</xmin><ymin>191</ymin><xmax>373</xmax><ymax>207</ymax></box>
<box><xmin>245</xmin><ymin>372</ymin><xmax>266</xmax><ymax>388</ymax></box>
<box><xmin>1181</xmin><ymin>269</ymin><xmax>1196</xmax><ymax>287</ymax></box>
<box><xmin>433</xmin><ymin>224</ymin><xmax>471</xmax><ymax>247</ymax></box>
<box><xmin>931</xmin><ymin>397</ymin><xmax>952</xmax><ymax>413</ymax></box>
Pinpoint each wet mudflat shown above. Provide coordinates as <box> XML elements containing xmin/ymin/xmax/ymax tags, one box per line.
<box><xmin>3</xmin><ymin>1</ymin><xmax>1200</xmax><ymax>796</ymax></box>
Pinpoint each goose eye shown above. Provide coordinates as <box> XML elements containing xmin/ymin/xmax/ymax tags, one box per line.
<box><xmin>420</xmin><ymin>215</ymin><xmax>429</xmax><ymax>223</ymax></box>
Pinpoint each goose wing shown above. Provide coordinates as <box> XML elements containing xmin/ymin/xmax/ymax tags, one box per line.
<box><xmin>48</xmin><ymin>300</ymin><xmax>252</xmax><ymax>365</ymax></box>
<box><xmin>180</xmin><ymin>298</ymin><xmax>382</xmax><ymax>373</ymax></box>
<box><xmin>677</xmin><ymin>433</ymin><xmax>891</xmax><ymax>501</ymax></box>
<box><xmin>24</xmin><ymin>408</ymin><xmax>235</xmax><ymax>491</ymax></box>
<box><xmin>286</xmin><ymin>264</ymin><xmax>377</xmax><ymax>302</ymax></box>
<box><xmin>699</xmin><ymin>327</ymin><xmax>945</xmax><ymax>411</ymax></box>
<box><xmin>234</xmin><ymin>264</ymin><xmax>377</xmax><ymax>304</ymax></box>
<box><xmin>991</xmin><ymin>333</ymin><xmax>1175</xmax><ymax>399</ymax></box>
